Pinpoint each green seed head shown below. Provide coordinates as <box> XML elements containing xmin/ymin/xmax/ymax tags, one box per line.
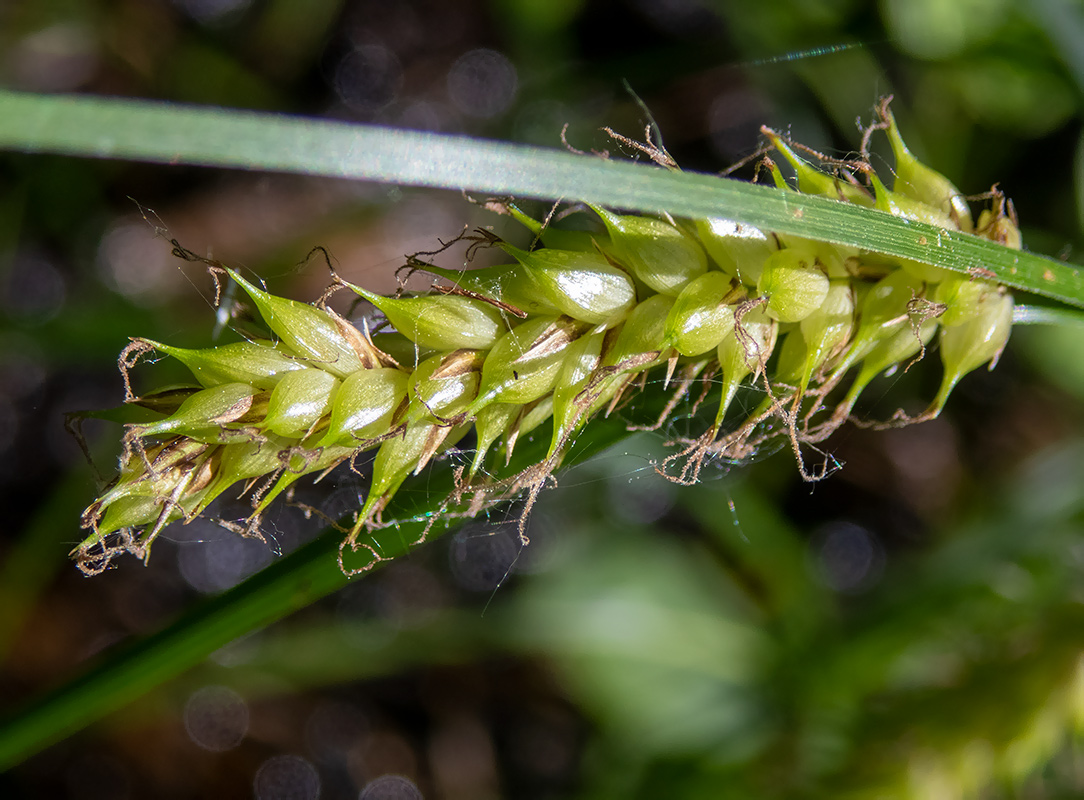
<box><xmin>764</xmin><ymin>129</ymin><xmax>873</xmax><ymax>206</ymax></box>
<box><xmin>264</xmin><ymin>367</ymin><xmax>340</xmax><ymax>438</ymax></box>
<box><xmin>227</xmin><ymin>269</ymin><xmax>365</xmax><ymax>377</ymax></box>
<box><xmin>474</xmin><ymin>316</ymin><xmax>583</xmax><ymax>408</ymax></box>
<box><xmin>143</xmin><ymin>339</ymin><xmax>306</xmax><ymax>390</ymax></box>
<box><xmin>694</xmin><ymin>218</ymin><xmax>775</xmax><ymax>285</ymax></box>
<box><xmin>345</xmin><ymin>279</ymin><xmax>512</xmax><ymax>351</ymax></box>
<box><xmin>502</xmin><ymin>244</ymin><xmax>636</xmax><ymax>326</ymax></box>
<box><xmin>757</xmin><ymin>247</ymin><xmax>831</xmax><ymax>323</ymax></box>
<box><xmin>134</xmin><ymin>382</ymin><xmax>259</xmax><ymax>442</ymax></box>
<box><xmin>77</xmin><ymin>98</ymin><xmax>1023</xmax><ymax>574</ymax></box>
<box><xmin>591</xmin><ymin>205</ymin><xmax>708</xmax><ymax>296</ymax></box>
<box><xmin>663</xmin><ymin>270</ymin><xmax>739</xmax><ymax>357</ymax></box>
<box><xmin>320</xmin><ymin>367</ymin><xmax>409</xmax><ymax>447</ymax></box>
<box><xmin>882</xmin><ymin>103</ymin><xmax>973</xmax><ymax>232</ymax></box>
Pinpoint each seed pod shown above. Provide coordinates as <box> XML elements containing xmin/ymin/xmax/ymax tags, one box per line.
<box><xmin>773</xmin><ymin>327</ymin><xmax>808</xmax><ymax>386</ymax></box>
<box><xmin>505</xmin><ymin>203</ymin><xmax>607</xmax><ymax>252</ymax></box>
<box><xmin>976</xmin><ymin>207</ymin><xmax>1022</xmax><ymax>249</ymax></box>
<box><xmin>833</xmin><ymin>318</ymin><xmax>940</xmax><ymax>424</ymax></box>
<box><xmin>359</xmin><ymin>422</ymin><xmax>470</xmax><ymax>526</ymax></box>
<box><xmin>92</xmin><ymin>492</ymin><xmax>181</xmax><ymax>544</ymax></box>
<box><xmin>144</xmin><ymin>339</ymin><xmax>306</xmax><ymax>390</ymax></box>
<box><xmin>344</xmin><ymin>279</ymin><xmax>511</xmax><ymax>350</ymax></box>
<box><xmin>86</xmin><ymin>437</ymin><xmax>213</xmax><ymax>536</ymax></box>
<box><xmin>605</xmin><ymin>294</ymin><xmax>676</xmax><ymax>367</ymax></box>
<box><xmin>868</xmin><ymin>172</ymin><xmax>957</xmax><ymax>232</ymax></box>
<box><xmin>506</xmin><ymin>395</ymin><xmax>555</xmax><ymax>464</ymax></box>
<box><xmin>320</xmin><ymin>367</ymin><xmax>409</xmax><ymax>447</ymax></box>
<box><xmin>882</xmin><ymin>104</ymin><xmax>973</xmax><ymax>231</ymax></box>
<box><xmin>406</xmin><ymin>350</ymin><xmax>483</xmax><ymax>424</ymax></box>
<box><xmin>134</xmin><ymin>382</ymin><xmax>260</xmax><ymax>442</ymax></box>
<box><xmin>757</xmin><ymin>247</ymin><xmax>831</xmax><ymax>323</ymax></box>
<box><xmin>127</xmin><ymin>387</ymin><xmax>200</xmax><ymax>417</ymax></box>
<box><xmin>577</xmin><ymin>295</ymin><xmax>678</xmax><ymax>419</ymax></box>
<box><xmin>694</xmin><ymin>218</ymin><xmax>775</xmax><ymax>285</ymax></box>
<box><xmin>501</xmin><ymin>244</ymin><xmax>636</xmax><ymax>326</ymax></box>
<box><xmin>714</xmin><ymin>306</ymin><xmax>777</xmax><ymax>429</ymax></box>
<box><xmin>663</xmin><ymin>271</ymin><xmax>740</xmax><ymax>357</ymax></box>
<box><xmin>827</xmin><ymin>269</ymin><xmax>927</xmax><ymax>381</ymax></box>
<box><xmin>469</xmin><ymin>402</ymin><xmax>520</xmax><ymax>477</ymax></box>
<box><xmin>253</xmin><ymin>441</ymin><xmax>359</xmax><ymax>518</ymax></box>
<box><xmin>764</xmin><ymin>129</ymin><xmax>873</xmax><ymax>206</ymax></box>
<box><xmin>794</xmin><ymin>281</ymin><xmax>856</xmax><ymax>392</ymax></box>
<box><xmin>929</xmin><ymin>288</ymin><xmax>1013</xmax><ymax>414</ymax></box>
<box><xmin>227</xmin><ymin>269</ymin><xmax>365</xmax><ymax>377</ymax></box>
<box><xmin>264</xmin><ymin>368</ymin><xmax>340</xmax><ymax>438</ymax></box>
<box><xmin>775</xmin><ymin>237</ymin><xmax>855</xmax><ymax>280</ymax></box>
<box><xmin>591</xmin><ymin>206</ymin><xmax>708</xmax><ymax>296</ymax></box>
<box><xmin>933</xmin><ymin>276</ymin><xmax>1003</xmax><ymax>327</ymax></box>
<box><xmin>866</xmin><ymin>174</ymin><xmax>956</xmax><ymax>283</ymax></box>
<box><xmin>549</xmin><ymin>329</ymin><xmax>606</xmax><ymax>458</ymax></box>
<box><xmin>418</xmin><ymin>263</ymin><xmax>556</xmax><ymax>316</ymax></box>
<box><xmin>191</xmin><ymin>435</ymin><xmax>299</xmax><ymax>516</ymax></box>
<box><xmin>472</xmin><ymin>316</ymin><xmax>583</xmax><ymax>409</ymax></box>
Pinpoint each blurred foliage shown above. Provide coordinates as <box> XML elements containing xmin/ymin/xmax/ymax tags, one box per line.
<box><xmin>2</xmin><ymin>0</ymin><xmax>1084</xmax><ymax>798</ymax></box>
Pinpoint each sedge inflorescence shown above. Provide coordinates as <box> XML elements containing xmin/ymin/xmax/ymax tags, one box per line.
<box><xmin>75</xmin><ymin>99</ymin><xmax>1018</xmax><ymax>575</ymax></box>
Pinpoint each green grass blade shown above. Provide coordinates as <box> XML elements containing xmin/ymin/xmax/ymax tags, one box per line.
<box><xmin>0</xmin><ymin>90</ymin><xmax>1080</xmax><ymax>307</ymax></box>
<box><xmin>0</xmin><ymin>524</ymin><xmax>353</xmax><ymax>771</ymax></box>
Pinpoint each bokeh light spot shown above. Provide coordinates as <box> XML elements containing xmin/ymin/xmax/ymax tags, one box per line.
<box><xmin>448</xmin><ymin>524</ymin><xmax>519</xmax><ymax>592</ymax></box>
<box><xmin>183</xmin><ymin>685</ymin><xmax>249</xmax><ymax>752</ymax></box>
<box><xmin>2</xmin><ymin>250</ymin><xmax>67</xmax><ymax>325</ymax></box>
<box><xmin>447</xmin><ymin>49</ymin><xmax>517</xmax><ymax>119</ymax></box>
<box><xmin>810</xmin><ymin>521</ymin><xmax>884</xmax><ymax>594</ymax></box>
<box><xmin>96</xmin><ymin>220</ymin><xmax>181</xmax><ymax>306</ymax></box>
<box><xmin>253</xmin><ymin>754</ymin><xmax>321</xmax><ymax>800</ymax></box>
<box><xmin>335</xmin><ymin>44</ymin><xmax>403</xmax><ymax>114</ymax></box>
<box><xmin>359</xmin><ymin>774</ymin><xmax>423</xmax><ymax>800</ymax></box>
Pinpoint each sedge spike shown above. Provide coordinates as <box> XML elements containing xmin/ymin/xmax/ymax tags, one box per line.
<box><xmin>74</xmin><ymin>99</ymin><xmax>1018</xmax><ymax>575</ymax></box>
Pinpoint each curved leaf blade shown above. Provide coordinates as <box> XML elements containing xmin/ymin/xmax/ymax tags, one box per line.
<box><xmin>0</xmin><ymin>90</ymin><xmax>1080</xmax><ymax>307</ymax></box>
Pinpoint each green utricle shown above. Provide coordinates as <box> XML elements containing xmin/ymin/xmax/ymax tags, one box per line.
<box><xmin>321</xmin><ymin>367</ymin><xmax>409</xmax><ymax>446</ymax></box>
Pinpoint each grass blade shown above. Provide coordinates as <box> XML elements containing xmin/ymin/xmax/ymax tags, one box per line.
<box><xmin>0</xmin><ymin>90</ymin><xmax>1080</xmax><ymax>307</ymax></box>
